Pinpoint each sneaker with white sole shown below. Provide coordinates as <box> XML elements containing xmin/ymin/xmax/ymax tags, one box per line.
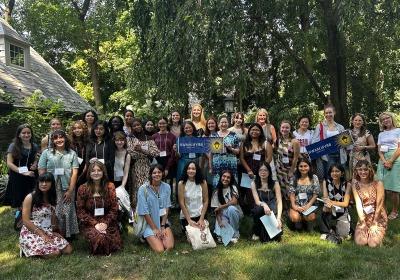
<box><xmin>230</xmin><ymin>237</ymin><xmax>238</xmax><ymax>244</ymax></box>
<box><xmin>251</xmin><ymin>234</ymin><xmax>260</xmax><ymax>241</ymax></box>
<box><xmin>320</xmin><ymin>234</ymin><xmax>327</xmax><ymax>240</ymax></box>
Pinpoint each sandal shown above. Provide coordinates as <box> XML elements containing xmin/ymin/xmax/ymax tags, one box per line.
<box><xmin>388</xmin><ymin>212</ymin><xmax>398</xmax><ymax>220</ymax></box>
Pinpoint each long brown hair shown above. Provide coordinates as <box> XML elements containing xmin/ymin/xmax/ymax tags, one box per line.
<box><xmin>353</xmin><ymin>160</ymin><xmax>375</xmax><ymax>183</ymax></box>
<box><xmin>86</xmin><ymin>161</ymin><xmax>109</xmax><ymax>197</ymax></box>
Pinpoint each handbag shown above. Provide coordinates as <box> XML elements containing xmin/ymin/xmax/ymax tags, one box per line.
<box><xmin>132</xmin><ymin>186</ymin><xmax>148</xmax><ymax>237</ymax></box>
<box><xmin>185</xmin><ymin>220</ymin><xmax>216</xmax><ymax>250</ymax></box>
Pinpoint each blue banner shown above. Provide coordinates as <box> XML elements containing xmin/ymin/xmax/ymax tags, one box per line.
<box><xmin>305</xmin><ymin>131</ymin><xmax>353</xmax><ymax>160</ymax></box>
<box><xmin>177</xmin><ymin>137</ymin><xmax>224</xmax><ymax>154</ymax></box>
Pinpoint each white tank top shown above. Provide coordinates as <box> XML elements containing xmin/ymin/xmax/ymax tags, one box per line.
<box><xmin>180</xmin><ymin>180</ymin><xmax>203</xmax><ymax>219</ymax></box>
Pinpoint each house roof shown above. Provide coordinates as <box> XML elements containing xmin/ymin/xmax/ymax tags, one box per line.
<box><xmin>0</xmin><ymin>18</ymin><xmax>93</xmax><ymax>113</ymax></box>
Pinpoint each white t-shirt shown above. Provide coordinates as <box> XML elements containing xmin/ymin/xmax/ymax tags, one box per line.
<box><xmin>293</xmin><ymin>130</ymin><xmax>313</xmax><ymax>153</ymax></box>
<box><xmin>211</xmin><ymin>185</ymin><xmax>239</xmax><ymax>208</ymax></box>
<box><xmin>378</xmin><ymin>128</ymin><xmax>400</xmax><ymax>151</ymax></box>
<box><xmin>326</xmin><ymin>130</ymin><xmax>340</xmax><ymax>138</ymax></box>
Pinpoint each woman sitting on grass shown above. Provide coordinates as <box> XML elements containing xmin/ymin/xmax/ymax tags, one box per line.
<box><xmin>352</xmin><ymin>160</ymin><xmax>387</xmax><ymax>247</ymax></box>
<box><xmin>77</xmin><ymin>160</ymin><xmax>122</xmax><ymax>255</ymax></box>
<box><xmin>178</xmin><ymin>161</ymin><xmax>208</xmax><ymax>233</ymax></box>
<box><xmin>250</xmin><ymin>162</ymin><xmax>283</xmax><ymax>242</ymax></box>
<box><xmin>211</xmin><ymin>170</ymin><xmax>243</xmax><ymax>244</ymax></box>
<box><xmin>137</xmin><ymin>164</ymin><xmax>174</xmax><ymax>253</ymax></box>
<box><xmin>320</xmin><ymin>164</ymin><xmax>351</xmax><ymax>242</ymax></box>
<box><xmin>20</xmin><ymin>172</ymin><xmax>72</xmax><ymax>258</ymax></box>
<box><xmin>288</xmin><ymin>158</ymin><xmax>320</xmax><ymax>231</ymax></box>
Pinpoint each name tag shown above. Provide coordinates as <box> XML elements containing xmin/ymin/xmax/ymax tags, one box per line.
<box><xmin>78</xmin><ymin>157</ymin><xmax>83</xmax><ymax>165</ymax></box>
<box><xmin>363</xmin><ymin>205</ymin><xmax>374</xmax><ymax>214</ymax></box>
<box><xmin>253</xmin><ymin>154</ymin><xmax>261</xmax><ymax>161</ymax></box>
<box><xmin>54</xmin><ymin>168</ymin><xmax>64</xmax><ymax>175</ymax></box>
<box><xmin>18</xmin><ymin>166</ymin><xmax>29</xmax><ymax>174</ymax></box>
<box><xmin>159</xmin><ymin>208</ymin><xmax>167</xmax><ymax>216</ymax></box>
<box><xmin>94</xmin><ymin>207</ymin><xmax>105</xmax><ymax>216</ymax></box>
<box><xmin>380</xmin><ymin>145</ymin><xmax>389</xmax><ymax>152</ymax></box>
<box><xmin>282</xmin><ymin>157</ymin><xmax>290</xmax><ymax>164</ymax></box>
<box><xmin>189</xmin><ymin>153</ymin><xmax>196</xmax><ymax>158</ymax></box>
<box><xmin>41</xmin><ymin>219</ymin><xmax>51</xmax><ymax>228</ymax></box>
<box><xmin>141</xmin><ymin>144</ymin><xmax>149</xmax><ymax>151</ymax></box>
<box><xmin>298</xmin><ymin>192</ymin><xmax>307</xmax><ymax>200</ymax></box>
<box><xmin>160</xmin><ymin>151</ymin><xmax>167</xmax><ymax>157</ymax></box>
<box><xmin>98</xmin><ymin>159</ymin><xmax>105</xmax><ymax>164</ymax></box>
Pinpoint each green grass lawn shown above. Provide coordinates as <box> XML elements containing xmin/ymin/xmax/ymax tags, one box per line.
<box><xmin>1</xmin><ymin>205</ymin><xmax>400</xmax><ymax>280</ymax></box>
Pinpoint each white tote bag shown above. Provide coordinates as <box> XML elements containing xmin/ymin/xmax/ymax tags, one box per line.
<box><xmin>185</xmin><ymin>220</ymin><xmax>216</xmax><ymax>250</ymax></box>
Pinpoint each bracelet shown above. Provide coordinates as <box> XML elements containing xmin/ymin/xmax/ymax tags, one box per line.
<box><xmin>161</xmin><ymin>224</ymin><xmax>166</xmax><ymax>228</ymax></box>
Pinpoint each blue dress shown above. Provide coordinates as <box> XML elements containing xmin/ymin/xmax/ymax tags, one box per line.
<box><xmin>137</xmin><ymin>182</ymin><xmax>171</xmax><ymax>238</ymax></box>
<box><xmin>211</xmin><ymin>132</ymin><xmax>239</xmax><ymax>188</ymax></box>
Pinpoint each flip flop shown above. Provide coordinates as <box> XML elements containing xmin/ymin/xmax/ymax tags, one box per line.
<box><xmin>388</xmin><ymin>212</ymin><xmax>398</xmax><ymax>220</ymax></box>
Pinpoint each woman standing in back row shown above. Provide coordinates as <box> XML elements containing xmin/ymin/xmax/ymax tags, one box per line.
<box><xmin>376</xmin><ymin>112</ymin><xmax>400</xmax><ymax>220</ymax></box>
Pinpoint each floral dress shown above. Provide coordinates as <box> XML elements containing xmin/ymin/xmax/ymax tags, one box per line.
<box><xmin>127</xmin><ymin>136</ymin><xmax>159</xmax><ymax>209</ymax></box>
<box><xmin>77</xmin><ymin>183</ymin><xmax>122</xmax><ymax>255</ymax></box>
<box><xmin>354</xmin><ymin>181</ymin><xmax>387</xmax><ymax>243</ymax></box>
<box><xmin>349</xmin><ymin>129</ymin><xmax>372</xmax><ymax>175</ymax></box>
<box><xmin>275</xmin><ymin>139</ymin><xmax>295</xmax><ymax>194</ymax></box>
<box><xmin>19</xmin><ymin>205</ymin><xmax>69</xmax><ymax>257</ymax></box>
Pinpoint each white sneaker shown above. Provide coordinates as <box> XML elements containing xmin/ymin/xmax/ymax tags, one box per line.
<box><xmin>320</xmin><ymin>234</ymin><xmax>327</xmax><ymax>240</ymax></box>
<box><xmin>251</xmin><ymin>234</ymin><xmax>260</xmax><ymax>241</ymax></box>
<box><xmin>230</xmin><ymin>237</ymin><xmax>238</xmax><ymax>244</ymax></box>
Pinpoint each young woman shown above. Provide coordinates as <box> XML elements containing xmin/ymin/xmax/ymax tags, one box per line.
<box><xmin>190</xmin><ymin>103</ymin><xmax>207</xmax><ymax>135</ymax></box>
<box><xmin>82</xmin><ymin>110</ymin><xmax>98</xmax><ymax>135</ymax></box>
<box><xmin>68</xmin><ymin>120</ymin><xmax>89</xmax><ymax>189</ymax></box>
<box><xmin>77</xmin><ymin>161</ymin><xmax>122</xmax><ymax>255</ymax></box>
<box><xmin>352</xmin><ymin>160</ymin><xmax>387</xmax><ymax>247</ymax></box>
<box><xmin>288</xmin><ymin>158</ymin><xmax>320</xmax><ymax>230</ymax></box>
<box><xmin>176</xmin><ymin>121</ymin><xmax>202</xmax><ymax>182</ymax></box>
<box><xmin>312</xmin><ymin>104</ymin><xmax>347</xmax><ymax>180</ymax></box>
<box><xmin>38</xmin><ymin>130</ymin><xmax>79</xmax><ymax>238</ymax></box>
<box><xmin>239</xmin><ymin>123</ymin><xmax>273</xmax><ymax>213</ymax></box>
<box><xmin>110</xmin><ymin>131</ymin><xmax>131</xmax><ymax>189</ymax></box>
<box><xmin>255</xmin><ymin>108</ymin><xmax>277</xmax><ymax>145</ymax></box>
<box><xmin>211</xmin><ymin>170</ymin><xmax>242</xmax><ymax>244</ymax></box>
<box><xmin>5</xmin><ymin>124</ymin><xmax>39</xmax><ymax>212</ymax></box>
<box><xmin>169</xmin><ymin>111</ymin><xmax>182</xmax><ymax>138</ymax></box>
<box><xmin>108</xmin><ymin>115</ymin><xmax>124</xmax><ymax>136</ymax></box>
<box><xmin>20</xmin><ymin>172</ymin><xmax>72</xmax><ymax>258</ymax></box>
<box><xmin>275</xmin><ymin>120</ymin><xmax>300</xmax><ymax>197</ymax></box>
<box><xmin>210</xmin><ymin>115</ymin><xmax>240</xmax><ymax>188</ymax></box>
<box><xmin>123</xmin><ymin>109</ymin><xmax>135</xmax><ymax>137</ymax></box>
<box><xmin>137</xmin><ymin>164</ymin><xmax>174</xmax><ymax>252</ymax></box>
<box><xmin>41</xmin><ymin>118</ymin><xmax>62</xmax><ymax>151</ymax></box>
<box><xmin>178</xmin><ymin>161</ymin><xmax>208</xmax><ymax>232</ymax></box>
<box><xmin>250</xmin><ymin>162</ymin><xmax>282</xmax><ymax>242</ymax></box>
<box><xmin>152</xmin><ymin>117</ymin><xmax>176</xmax><ymax>179</ymax></box>
<box><xmin>85</xmin><ymin>120</ymin><xmax>113</xmax><ymax>179</ymax></box>
<box><xmin>349</xmin><ymin>113</ymin><xmax>376</xmax><ymax>177</ymax></box>
<box><xmin>228</xmin><ymin>112</ymin><xmax>248</xmax><ymax>144</ymax></box>
<box><xmin>144</xmin><ymin>119</ymin><xmax>156</xmax><ymax>136</ymax></box>
<box><xmin>202</xmin><ymin>116</ymin><xmax>219</xmax><ymax>187</ymax></box>
<box><xmin>376</xmin><ymin>112</ymin><xmax>400</xmax><ymax>220</ymax></box>
<box><xmin>293</xmin><ymin>116</ymin><xmax>313</xmax><ymax>157</ymax></box>
<box><xmin>320</xmin><ymin>164</ymin><xmax>351</xmax><ymax>240</ymax></box>
<box><xmin>127</xmin><ymin>118</ymin><xmax>159</xmax><ymax>209</ymax></box>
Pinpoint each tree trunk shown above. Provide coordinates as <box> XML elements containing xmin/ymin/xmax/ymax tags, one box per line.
<box><xmin>319</xmin><ymin>0</ymin><xmax>348</xmax><ymax>124</ymax></box>
<box><xmin>88</xmin><ymin>57</ymin><xmax>103</xmax><ymax>113</ymax></box>
<box><xmin>4</xmin><ymin>0</ymin><xmax>15</xmax><ymax>23</ymax></box>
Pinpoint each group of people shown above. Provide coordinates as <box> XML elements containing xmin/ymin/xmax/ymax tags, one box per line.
<box><xmin>3</xmin><ymin>103</ymin><xmax>399</xmax><ymax>257</ymax></box>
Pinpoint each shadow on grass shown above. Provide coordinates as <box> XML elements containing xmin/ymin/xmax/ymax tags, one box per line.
<box><xmin>1</xmin><ymin>206</ymin><xmax>400</xmax><ymax>280</ymax></box>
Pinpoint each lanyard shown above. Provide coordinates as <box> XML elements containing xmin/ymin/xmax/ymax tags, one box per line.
<box><xmin>18</xmin><ymin>149</ymin><xmax>30</xmax><ymax>167</ymax></box>
<box><xmin>95</xmin><ymin>142</ymin><xmax>105</xmax><ymax>159</ymax></box>
<box><xmin>93</xmin><ymin>196</ymin><xmax>105</xmax><ymax>208</ymax></box>
<box><xmin>51</xmin><ymin>152</ymin><xmax>63</xmax><ymax>169</ymax></box>
<box><xmin>158</xmin><ymin>132</ymin><xmax>168</xmax><ymax>152</ymax></box>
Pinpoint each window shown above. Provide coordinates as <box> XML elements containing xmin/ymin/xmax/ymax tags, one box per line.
<box><xmin>9</xmin><ymin>44</ymin><xmax>24</xmax><ymax>67</ymax></box>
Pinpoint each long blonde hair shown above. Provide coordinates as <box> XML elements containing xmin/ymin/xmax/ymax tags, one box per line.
<box><xmin>190</xmin><ymin>103</ymin><xmax>206</xmax><ymax>130</ymax></box>
<box><xmin>255</xmin><ymin>108</ymin><xmax>270</xmax><ymax>124</ymax></box>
